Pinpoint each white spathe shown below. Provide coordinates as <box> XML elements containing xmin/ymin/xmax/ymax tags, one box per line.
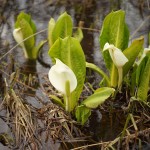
<box><xmin>137</xmin><ymin>46</ymin><xmax>150</xmax><ymax>65</ymax></box>
<box><xmin>48</xmin><ymin>58</ymin><xmax>77</xmax><ymax>94</ymax></box>
<box><xmin>13</xmin><ymin>28</ymin><xmax>25</xmax><ymax>48</ymax></box>
<box><xmin>144</xmin><ymin>46</ymin><xmax>150</xmax><ymax>52</ymax></box>
<box><xmin>103</xmin><ymin>42</ymin><xmax>128</xmax><ymax>68</ymax></box>
<box><xmin>13</xmin><ymin>28</ymin><xmax>28</xmax><ymax>58</ymax></box>
<box><xmin>103</xmin><ymin>42</ymin><xmax>128</xmax><ymax>89</ymax></box>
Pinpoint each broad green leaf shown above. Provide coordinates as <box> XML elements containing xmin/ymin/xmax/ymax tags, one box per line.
<box><xmin>19</xmin><ymin>19</ymin><xmax>35</xmax><ymax>58</ymax></box>
<box><xmin>100</xmin><ymin>10</ymin><xmax>129</xmax><ymax>71</ymax></box>
<box><xmin>86</xmin><ymin>62</ymin><xmax>110</xmax><ymax>86</ymax></box>
<box><xmin>15</xmin><ymin>12</ymin><xmax>30</xmax><ymax>28</ymax></box>
<box><xmin>108</xmin><ymin>11</ymin><xmax>129</xmax><ymax>50</ymax></box>
<box><xmin>32</xmin><ymin>40</ymin><xmax>47</xmax><ymax>59</ymax></box>
<box><xmin>15</xmin><ymin>12</ymin><xmax>36</xmax><ymax>33</ymax></box>
<box><xmin>136</xmin><ymin>57</ymin><xmax>146</xmax><ymax>86</ymax></box>
<box><xmin>137</xmin><ymin>54</ymin><xmax>150</xmax><ymax>101</ymax></box>
<box><xmin>99</xmin><ymin>11</ymin><xmax>114</xmax><ymax>70</ymax></box>
<box><xmin>51</xmin><ymin>12</ymin><xmax>73</xmax><ymax>44</ymax></box>
<box><xmin>99</xmin><ymin>11</ymin><xmax>113</xmax><ymax>50</ymax></box>
<box><xmin>14</xmin><ymin>12</ymin><xmax>38</xmax><ymax>59</ymax></box>
<box><xmin>75</xmin><ymin>105</ymin><xmax>91</xmax><ymax>125</ymax></box>
<box><xmin>48</xmin><ymin>18</ymin><xmax>55</xmax><ymax>46</ymax></box>
<box><xmin>48</xmin><ymin>37</ymin><xmax>86</xmax><ymax>111</ymax></box>
<box><xmin>82</xmin><ymin>87</ymin><xmax>115</xmax><ymax>108</ymax></box>
<box><xmin>130</xmin><ymin>65</ymin><xmax>137</xmax><ymax>96</ymax></box>
<box><xmin>30</xmin><ymin>19</ymin><xmax>36</xmax><ymax>34</ymax></box>
<box><xmin>123</xmin><ymin>37</ymin><xmax>144</xmax><ymax>76</ymax></box>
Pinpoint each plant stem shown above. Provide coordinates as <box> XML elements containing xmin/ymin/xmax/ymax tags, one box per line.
<box><xmin>65</xmin><ymin>80</ymin><xmax>71</xmax><ymax>112</ymax></box>
<box><xmin>118</xmin><ymin>67</ymin><xmax>122</xmax><ymax>91</ymax></box>
<box><xmin>110</xmin><ymin>64</ymin><xmax>118</xmax><ymax>87</ymax></box>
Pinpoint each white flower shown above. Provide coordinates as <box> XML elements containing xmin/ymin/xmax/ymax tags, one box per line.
<box><xmin>103</xmin><ymin>42</ymin><xmax>128</xmax><ymax>68</ymax></box>
<box><xmin>13</xmin><ymin>28</ymin><xmax>25</xmax><ymax>49</ymax></box>
<box><xmin>137</xmin><ymin>46</ymin><xmax>150</xmax><ymax>65</ymax></box>
<box><xmin>48</xmin><ymin>58</ymin><xmax>77</xmax><ymax>94</ymax></box>
<box><xmin>144</xmin><ymin>46</ymin><xmax>150</xmax><ymax>53</ymax></box>
<box><xmin>103</xmin><ymin>42</ymin><xmax>128</xmax><ymax>89</ymax></box>
<box><xmin>13</xmin><ymin>28</ymin><xmax>28</xmax><ymax>58</ymax></box>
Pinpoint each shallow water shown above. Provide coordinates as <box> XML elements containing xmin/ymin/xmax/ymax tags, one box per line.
<box><xmin>0</xmin><ymin>0</ymin><xmax>150</xmax><ymax>149</ymax></box>
<box><xmin>0</xmin><ymin>0</ymin><xmax>150</xmax><ymax>67</ymax></box>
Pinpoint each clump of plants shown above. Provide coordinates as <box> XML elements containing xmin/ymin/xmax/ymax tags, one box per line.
<box><xmin>45</xmin><ymin>10</ymin><xmax>149</xmax><ymax>126</ymax></box>
<box><xmin>13</xmin><ymin>11</ymin><xmax>150</xmax><ymax>127</ymax></box>
<box><xmin>13</xmin><ymin>12</ymin><xmax>46</xmax><ymax>59</ymax></box>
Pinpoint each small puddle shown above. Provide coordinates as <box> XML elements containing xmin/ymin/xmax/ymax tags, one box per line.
<box><xmin>88</xmin><ymin>110</ymin><xmax>126</xmax><ymax>141</ymax></box>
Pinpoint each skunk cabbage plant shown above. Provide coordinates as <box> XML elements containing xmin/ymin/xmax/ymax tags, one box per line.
<box><xmin>100</xmin><ymin>10</ymin><xmax>129</xmax><ymax>88</ymax></box>
<box><xmin>87</xmin><ymin>10</ymin><xmax>144</xmax><ymax>92</ymax></box>
<box><xmin>13</xmin><ymin>12</ymin><xmax>46</xmax><ymax>59</ymax></box>
<box><xmin>48</xmin><ymin>58</ymin><xmax>77</xmax><ymax>111</ymax></box>
<box><xmin>48</xmin><ymin>36</ymin><xmax>86</xmax><ymax>112</ymax></box>
<box><xmin>103</xmin><ymin>42</ymin><xmax>128</xmax><ymax>89</ymax></box>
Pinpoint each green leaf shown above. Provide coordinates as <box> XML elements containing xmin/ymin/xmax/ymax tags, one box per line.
<box><xmin>15</xmin><ymin>12</ymin><xmax>36</xmax><ymax>33</ymax></box>
<box><xmin>32</xmin><ymin>40</ymin><xmax>47</xmax><ymax>59</ymax></box>
<box><xmin>48</xmin><ymin>18</ymin><xmax>55</xmax><ymax>46</ymax></box>
<box><xmin>15</xmin><ymin>12</ymin><xmax>39</xmax><ymax>59</ymax></box>
<box><xmin>49</xmin><ymin>95</ymin><xmax>65</xmax><ymax>108</ymax></box>
<box><xmin>19</xmin><ymin>19</ymin><xmax>35</xmax><ymax>58</ymax></box>
<box><xmin>48</xmin><ymin>37</ymin><xmax>86</xmax><ymax>111</ymax></box>
<box><xmin>137</xmin><ymin>54</ymin><xmax>150</xmax><ymax>101</ymax></box>
<box><xmin>15</xmin><ymin>12</ymin><xmax>30</xmax><ymax>28</ymax></box>
<box><xmin>30</xmin><ymin>19</ymin><xmax>36</xmax><ymax>34</ymax></box>
<box><xmin>51</xmin><ymin>12</ymin><xmax>73</xmax><ymax>44</ymax></box>
<box><xmin>136</xmin><ymin>57</ymin><xmax>146</xmax><ymax>86</ymax></box>
<box><xmin>123</xmin><ymin>36</ymin><xmax>144</xmax><ymax>76</ymax></box>
<box><xmin>86</xmin><ymin>62</ymin><xmax>110</xmax><ymax>86</ymax></box>
<box><xmin>73</xmin><ymin>28</ymin><xmax>83</xmax><ymax>42</ymax></box>
<box><xmin>130</xmin><ymin>65</ymin><xmax>137</xmax><ymax>96</ymax></box>
<box><xmin>75</xmin><ymin>105</ymin><xmax>91</xmax><ymax>125</ymax></box>
<box><xmin>82</xmin><ymin>87</ymin><xmax>115</xmax><ymax>108</ymax></box>
<box><xmin>14</xmin><ymin>12</ymin><xmax>38</xmax><ymax>59</ymax></box>
<box><xmin>109</xmin><ymin>11</ymin><xmax>129</xmax><ymax>50</ymax></box>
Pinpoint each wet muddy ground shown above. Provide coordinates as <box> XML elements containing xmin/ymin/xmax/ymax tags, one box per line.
<box><xmin>0</xmin><ymin>0</ymin><xmax>150</xmax><ymax>149</ymax></box>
